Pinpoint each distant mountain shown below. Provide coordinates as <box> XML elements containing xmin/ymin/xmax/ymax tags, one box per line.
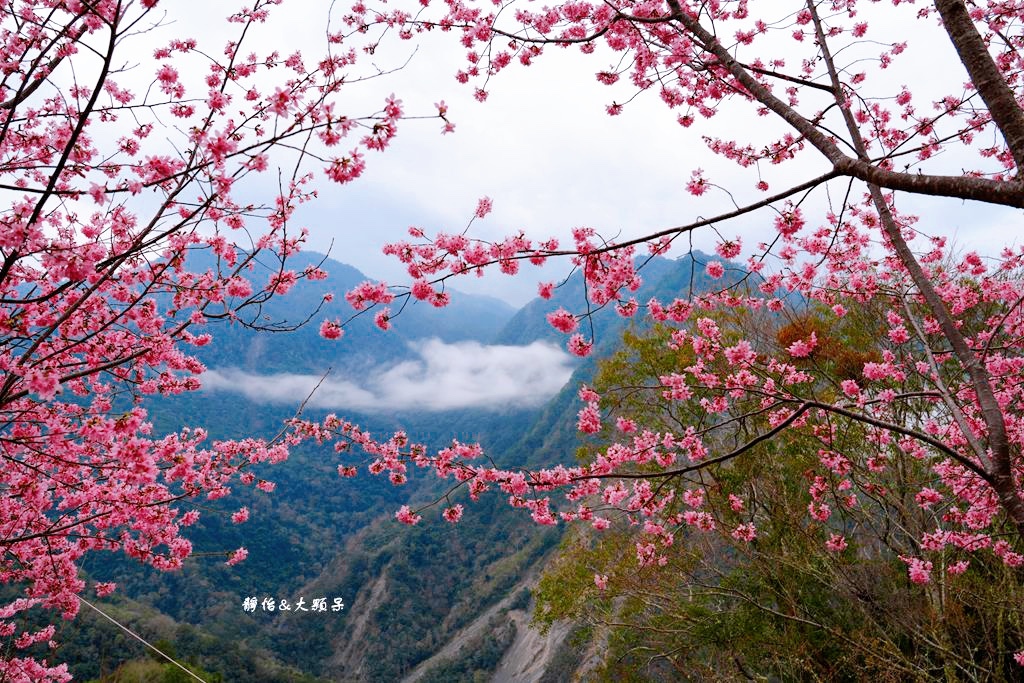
<box><xmin>493</xmin><ymin>252</ymin><xmax>730</xmax><ymax>349</ymax></box>
<box><xmin>191</xmin><ymin>250</ymin><xmax>731</xmax><ymax>381</ymax></box>
<box><xmin>188</xmin><ymin>250</ymin><xmax>517</xmax><ymax>376</ymax></box>
<box><xmin>248</xmin><ymin>253</ymin><xmax>754</xmax><ymax>681</ymax></box>
<box><xmin>59</xmin><ymin>250</ymin><xmax>748</xmax><ymax>682</ymax></box>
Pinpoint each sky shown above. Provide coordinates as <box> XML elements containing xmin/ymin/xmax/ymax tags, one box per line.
<box><xmin>285</xmin><ymin>24</ymin><xmax>721</xmax><ymax>306</ymax></box>
<box><xmin>137</xmin><ymin>0</ymin><xmax>1023</xmax><ymax>408</ymax></box>
<box><xmin>154</xmin><ymin>0</ymin><xmax>1022</xmax><ymax>309</ymax></box>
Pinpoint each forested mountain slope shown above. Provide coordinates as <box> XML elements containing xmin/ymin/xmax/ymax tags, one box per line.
<box><xmin>63</xmin><ymin>252</ymin><xmax>732</xmax><ymax>681</ymax></box>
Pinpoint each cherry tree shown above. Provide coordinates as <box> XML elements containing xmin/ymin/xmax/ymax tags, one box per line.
<box><xmin>530</xmin><ymin>308</ymin><xmax>1023</xmax><ymax>677</ymax></box>
<box><xmin>0</xmin><ymin>0</ymin><xmax>441</xmax><ymax>679</ymax></box>
<box><xmin>303</xmin><ymin>0</ymin><xmax>1024</xmax><ymax>653</ymax></box>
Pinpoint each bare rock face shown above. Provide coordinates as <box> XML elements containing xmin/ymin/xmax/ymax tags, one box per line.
<box><xmin>326</xmin><ymin>571</ymin><xmax>389</xmax><ymax>681</ymax></box>
<box><xmin>491</xmin><ymin>612</ymin><xmax>573</xmax><ymax>683</ymax></box>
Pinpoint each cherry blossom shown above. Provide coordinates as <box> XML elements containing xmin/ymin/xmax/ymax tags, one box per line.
<box><xmin>0</xmin><ymin>0</ymin><xmax>438</xmax><ymax>674</ymax></box>
<box><xmin>331</xmin><ymin>0</ymin><xmax>1024</xmax><ymax>607</ymax></box>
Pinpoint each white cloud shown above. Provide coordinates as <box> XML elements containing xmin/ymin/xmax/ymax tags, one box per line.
<box><xmin>200</xmin><ymin>339</ymin><xmax>574</xmax><ymax>412</ymax></box>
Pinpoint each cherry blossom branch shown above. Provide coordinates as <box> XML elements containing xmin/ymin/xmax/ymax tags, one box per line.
<box><xmin>1</xmin><ymin>492</ymin><xmax>192</xmax><ymax>547</ymax></box>
<box><xmin>900</xmin><ymin>296</ymin><xmax>987</xmax><ymax>461</ymax></box>
<box><xmin>577</xmin><ymin>399</ymin><xmax>991</xmax><ymax>485</ymax></box>
<box><xmin>807</xmin><ymin>0</ymin><xmax>1024</xmax><ymax>532</ymax></box>
<box><xmin>738</xmin><ymin>61</ymin><xmax>835</xmax><ymax>94</ymax></box>
<box><xmin>0</xmin><ymin>19</ymin><xmax>88</xmax><ymax>110</ymax></box>
<box><xmin>663</xmin><ymin>0</ymin><xmax>1024</xmax><ymax>208</ymax></box>
<box><xmin>934</xmin><ymin>0</ymin><xmax>1024</xmax><ymax>171</ymax></box>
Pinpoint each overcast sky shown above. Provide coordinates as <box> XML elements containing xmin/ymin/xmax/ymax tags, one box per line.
<box><xmin>154</xmin><ymin>1</ymin><xmax>1022</xmax><ymax>308</ymax></box>
<box><xmin>129</xmin><ymin>1</ymin><xmax>1024</xmax><ymax>412</ymax></box>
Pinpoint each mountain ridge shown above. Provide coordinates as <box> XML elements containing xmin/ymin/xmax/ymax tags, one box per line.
<box><xmin>62</xmin><ymin>249</ymin><xmax>745</xmax><ymax>681</ymax></box>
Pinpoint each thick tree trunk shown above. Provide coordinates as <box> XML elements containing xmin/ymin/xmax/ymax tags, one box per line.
<box><xmin>934</xmin><ymin>0</ymin><xmax>1024</xmax><ymax>172</ymax></box>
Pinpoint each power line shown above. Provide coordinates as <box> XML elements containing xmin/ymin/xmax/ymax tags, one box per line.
<box><xmin>77</xmin><ymin>596</ymin><xmax>207</xmax><ymax>683</ymax></box>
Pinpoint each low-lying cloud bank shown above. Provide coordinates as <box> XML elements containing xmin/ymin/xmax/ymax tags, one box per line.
<box><xmin>200</xmin><ymin>339</ymin><xmax>575</xmax><ymax>412</ymax></box>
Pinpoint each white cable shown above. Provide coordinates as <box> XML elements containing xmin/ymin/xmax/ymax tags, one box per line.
<box><xmin>76</xmin><ymin>596</ymin><xmax>207</xmax><ymax>682</ymax></box>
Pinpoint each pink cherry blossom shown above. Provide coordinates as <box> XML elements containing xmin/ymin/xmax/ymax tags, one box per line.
<box><xmin>546</xmin><ymin>308</ymin><xmax>578</xmax><ymax>333</ymax></box>
<box><xmin>825</xmin><ymin>534</ymin><xmax>848</xmax><ymax>552</ymax></box>
<box><xmin>705</xmin><ymin>261</ymin><xmax>725</xmax><ymax>279</ymax></box>
<box><xmin>787</xmin><ymin>332</ymin><xmax>817</xmax><ymax>358</ymax></box>
<box><xmin>396</xmin><ymin>505</ymin><xmax>422</xmax><ymax>525</ymax></box>
<box><xmin>901</xmin><ymin>556</ymin><xmax>933</xmax><ymax>585</ymax></box>
<box><xmin>443</xmin><ymin>504</ymin><xmax>464</xmax><ymax>523</ymax></box>
<box><xmin>716</xmin><ymin>239</ymin><xmax>742</xmax><ymax>259</ymax></box>
<box><xmin>320</xmin><ymin>319</ymin><xmax>344</xmax><ymax>340</ymax></box>
<box><xmin>567</xmin><ymin>334</ymin><xmax>593</xmax><ymax>357</ymax></box>
<box><xmin>226</xmin><ymin>547</ymin><xmax>248</xmax><ymax>566</ymax></box>
<box><xmin>475</xmin><ymin>196</ymin><xmax>493</xmax><ymax>218</ymax></box>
